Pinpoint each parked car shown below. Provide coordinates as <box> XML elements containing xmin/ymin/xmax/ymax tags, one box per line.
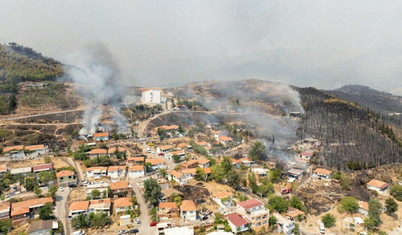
<box><xmin>59</xmin><ymin>186</ymin><xmax>64</xmax><ymax>192</ymax></box>
<box><xmin>127</xmin><ymin>229</ymin><xmax>139</xmax><ymax>234</ymax></box>
<box><xmin>150</xmin><ymin>221</ymin><xmax>158</xmax><ymax>227</ymax></box>
<box><xmin>118</xmin><ymin>230</ymin><xmax>127</xmax><ymax>234</ymax></box>
<box><xmin>72</xmin><ymin>231</ymin><xmax>85</xmax><ymax>235</ymax></box>
<box><xmin>136</xmin><ymin>218</ymin><xmax>141</xmax><ymax>224</ymax></box>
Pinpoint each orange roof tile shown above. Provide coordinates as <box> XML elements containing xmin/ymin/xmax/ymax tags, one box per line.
<box><xmin>108</xmin><ymin>166</ymin><xmax>126</xmax><ymax>172</ymax></box>
<box><xmin>56</xmin><ymin>170</ymin><xmax>75</xmax><ymax>178</ymax></box>
<box><xmin>86</xmin><ymin>166</ymin><xmax>108</xmax><ymax>172</ymax></box>
<box><xmin>110</xmin><ymin>181</ymin><xmax>130</xmax><ymax>190</ymax></box>
<box><xmin>0</xmin><ymin>202</ymin><xmax>10</xmax><ymax>211</ymax></box>
<box><xmin>114</xmin><ymin>197</ymin><xmax>132</xmax><ymax>208</ymax></box>
<box><xmin>286</xmin><ymin>207</ymin><xmax>305</xmax><ymax>218</ymax></box>
<box><xmin>204</xmin><ymin>168</ymin><xmax>212</xmax><ymax>174</ymax></box>
<box><xmin>11</xmin><ymin>206</ymin><xmax>29</xmax><ymax>216</ymax></box>
<box><xmin>182</xmin><ymin>168</ymin><xmax>196</xmax><ymax>175</ymax></box>
<box><xmin>314</xmin><ymin>168</ymin><xmax>332</xmax><ymax>175</ymax></box>
<box><xmin>128</xmin><ymin>157</ymin><xmax>144</xmax><ymax>162</ymax></box>
<box><xmin>129</xmin><ymin>165</ymin><xmax>144</xmax><ymax>171</ymax></box>
<box><xmin>359</xmin><ymin>201</ymin><xmax>369</xmax><ymax>211</ymax></box>
<box><xmin>159</xmin><ymin>145</ymin><xmax>174</xmax><ymax>151</ymax></box>
<box><xmin>108</xmin><ymin>147</ymin><xmax>127</xmax><ymax>154</ymax></box>
<box><xmin>70</xmin><ymin>201</ymin><xmax>89</xmax><ymax>211</ymax></box>
<box><xmin>93</xmin><ymin>132</ymin><xmax>109</xmax><ymax>138</ymax></box>
<box><xmin>180</xmin><ymin>200</ymin><xmax>196</xmax><ymax>211</ymax></box>
<box><xmin>169</xmin><ymin>170</ymin><xmax>183</xmax><ymax>178</ymax></box>
<box><xmin>0</xmin><ymin>165</ymin><xmax>7</xmax><ymax>172</ymax></box>
<box><xmin>367</xmin><ymin>179</ymin><xmax>388</xmax><ymax>189</ymax></box>
<box><xmin>89</xmin><ymin>149</ymin><xmax>107</xmax><ymax>154</ymax></box>
<box><xmin>24</xmin><ymin>144</ymin><xmax>45</xmax><ymax>151</ymax></box>
<box><xmin>3</xmin><ymin>145</ymin><xmax>24</xmax><ymax>153</ymax></box>
<box><xmin>146</xmin><ymin>158</ymin><xmax>163</xmax><ymax>165</ymax></box>
<box><xmin>197</xmin><ymin>158</ymin><xmax>210</xmax><ymax>165</ymax></box>
<box><xmin>181</xmin><ymin>160</ymin><xmax>198</xmax><ymax>168</ymax></box>
<box><xmin>219</xmin><ymin>136</ymin><xmax>232</xmax><ymax>142</ymax></box>
<box><xmin>176</xmin><ymin>143</ymin><xmax>189</xmax><ymax>148</ymax></box>
<box><xmin>90</xmin><ymin>199</ymin><xmax>111</xmax><ymax>205</ymax></box>
<box><xmin>12</xmin><ymin>197</ymin><xmax>53</xmax><ymax>210</ymax></box>
<box><xmin>159</xmin><ymin>202</ymin><xmax>178</xmax><ymax>209</ymax></box>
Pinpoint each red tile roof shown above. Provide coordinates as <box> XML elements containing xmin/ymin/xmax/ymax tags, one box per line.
<box><xmin>25</xmin><ymin>144</ymin><xmax>45</xmax><ymax>151</ymax></box>
<box><xmin>110</xmin><ymin>181</ymin><xmax>130</xmax><ymax>191</ymax></box>
<box><xmin>367</xmin><ymin>179</ymin><xmax>388</xmax><ymax>189</ymax></box>
<box><xmin>89</xmin><ymin>149</ymin><xmax>108</xmax><ymax>154</ymax></box>
<box><xmin>237</xmin><ymin>198</ymin><xmax>263</xmax><ymax>210</ymax></box>
<box><xmin>93</xmin><ymin>132</ymin><xmax>109</xmax><ymax>138</ymax></box>
<box><xmin>224</xmin><ymin>212</ymin><xmax>249</xmax><ymax>227</ymax></box>
<box><xmin>129</xmin><ymin>165</ymin><xmax>144</xmax><ymax>171</ymax></box>
<box><xmin>32</xmin><ymin>163</ymin><xmax>53</xmax><ymax>171</ymax></box>
<box><xmin>114</xmin><ymin>197</ymin><xmax>132</xmax><ymax>208</ymax></box>
<box><xmin>70</xmin><ymin>201</ymin><xmax>89</xmax><ymax>212</ymax></box>
<box><xmin>3</xmin><ymin>145</ymin><xmax>24</xmax><ymax>153</ymax></box>
<box><xmin>159</xmin><ymin>202</ymin><xmax>178</xmax><ymax>209</ymax></box>
<box><xmin>56</xmin><ymin>170</ymin><xmax>75</xmax><ymax>178</ymax></box>
<box><xmin>180</xmin><ymin>200</ymin><xmax>196</xmax><ymax>211</ymax></box>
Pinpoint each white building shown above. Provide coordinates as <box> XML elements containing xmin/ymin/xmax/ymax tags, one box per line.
<box><xmin>128</xmin><ymin>165</ymin><xmax>145</xmax><ymax>178</ymax></box>
<box><xmin>3</xmin><ymin>145</ymin><xmax>25</xmax><ymax>159</ymax></box>
<box><xmin>142</xmin><ymin>89</ymin><xmax>162</xmax><ymax>104</ymax></box>
<box><xmin>180</xmin><ymin>200</ymin><xmax>197</xmax><ymax>221</ymax></box>
<box><xmin>224</xmin><ymin>212</ymin><xmax>250</xmax><ymax>234</ymax></box>
<box><xmin>274</xmin><ymin>213</ymin><xmax>295</xmax><ymax>235</ymax></box>
<box><xmin>107</xmin><ymin>166</ymin><xmax>126</xmax><ymax>179</ymax></box>
<box><xmin>367</xmin><ymin>179</ymin><xmax>389</xmax><ymax>193</ymax></box>
<box><xmin>25</xmin><ymin>145</ymin><xmax>48</xmax><ymax>158</ymax></box>
<box><xmin>86</xmin><ymin>167</ymin><xmax>108</xmax><ymax>178</ymax></box>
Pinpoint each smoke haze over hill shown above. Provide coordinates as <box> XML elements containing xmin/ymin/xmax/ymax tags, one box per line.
<box><xmin>1</xmin><ymin>0</ymin><xmax>402</xmax><ymax>91</ymax></box>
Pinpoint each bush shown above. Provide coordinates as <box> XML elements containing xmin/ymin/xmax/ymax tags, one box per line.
<box><xmin>390</xmin><ymin>184</ymin><xmax>402</xmax><ymax>201</ymax></box>
<box><xmin>269</xmin><ymin>196</ymin><xmax>289</xmax><ymax>213</ymax></box>
<box><xmin>385</xmin><ymin>198</ymin><xmax>398</xmax><ymax>213</ymax></box>
<box><xmin>338</xmin><ymin>196</ymin><xmax>358</xmax><ymax>213</ymax></box>
<box><xmin>321</xmin><ymin>213</ymin><xmax>336</xmax><ymax>228</ymax></box>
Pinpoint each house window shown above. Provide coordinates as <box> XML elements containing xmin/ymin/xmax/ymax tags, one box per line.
<box><xmin>256</xmin><ymin>222</ymin><xmax>261</xmax><ymax>226</ymax></box>
<box><xmin>256</xmin><ymin>216</ymin><xmax>261</xmax><ymax>220</ymax></box>
<box><xmin>263</xmin><ymin>220</ymin><xmax>267</xmax><ymax>224</ymax></box>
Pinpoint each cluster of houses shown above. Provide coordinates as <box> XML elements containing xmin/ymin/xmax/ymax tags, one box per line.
<box><xmin>0</xmin><ymin>197</ymin><xmax>54</xmax><ymax>227</ymax></box>
<box><xmin>2</xmin><ymin>144</ymin><xmax>48</xmax><ymax>159</ymax></box>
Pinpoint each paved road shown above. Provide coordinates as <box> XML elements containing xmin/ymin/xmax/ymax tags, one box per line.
<box><xmin>128</xmin><ymin>178</ymin><xmax>158</xmax><ymax>235</ymax></box>
<box><xmin>55</xmin><ymin>187</ymin><xmax>72</xmax><ymax>235</ymax></box>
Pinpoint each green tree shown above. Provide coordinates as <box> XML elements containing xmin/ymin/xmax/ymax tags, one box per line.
<box><xmin>92</xmin><ymin>189</ymin><xmax>101</xmax><ymax>199</ymax></box>
<box><xmin>38</xmin><ymin>171</ymin><xmax>56</xmax><ymax>186</ymax></box>
<box><xmin>48</xmin><ymin>185</ymin><xmax>58</xmax><ymax>199</ymax></box>
<box><xmin>338</xmin><ymin>196</ymin><xmax>358</xmax><ymax>213</ymax></box>
<box><xmin>159</xmin><ymin>168</ymin><xmax>167</xmax><ymax>178</ymax></box>
<box><xmin>248</xmin><ymin>141</ymin><xmax>266</xmax><ymax>161</ymax></box>
<box><xmin>321</xmin><ymin>213</ymin><xmax>336</xmax><ymax>228</ymax></box>
<box><xmin>34</xmin><ymin>185</ymin><xmax>42</xmax><ymax>195</ymax></box>
<box><xmin>270</xmin><ymin>168</ymin><xmax>282</xmax><ymax>183</ymax></box>
<box><xmin>144</xmin><ymin>178</ymin><xmax>162</xmax><ymax>206</ymax></box>
<box><xmin>89</xmin><ymin>212</ymin><xmax>112</xmax><ymax>228</ymax></box>
<box><xmin>368</xmin><ymin>197</ymin><xmax>382</xmax><ymax>227</ymax></box>
<box><xmin>385</xmin><ymin>198</ymin><xmax>398</xmax><ymax>213</ymax></box>
<box><xmin>145</xmin><ymin>162</ymin><xmax>152</xmax><ymax>172</ymax></box>
<box><xmin>290</xmin><ymin>196</ymin><xmax>304</xmax><ymax>211</ymax></box>
<box><xmin>248</xmin><ymin>173</ymin><xmax>258</xmax><ymax>193</ymax></box>
<box><xmin>0</xmin><ymin>219</ymin><xmax>12</xmax><ymax>234</ymax></box>
<box><xmin>269</xmin><ymin>196</ymin><xmax>289</xmax><ymax>213</ymax></box>
<box><xmin>174</xmin><ymin>195</ymin><xmax>182</xmax><ymax>207</ymax></box>
<box><xmin>195</xmin><ymin>167</ymin><xmax>206</xmax><ymax>181</ymax></box>
<box><xmin>390</xmin><ymin>184</ymin><xmax>402</xmax><ymax>201</ymax></box>
<box><xmin>172</xmin><ymin>154</ymin><xmax>181</xmax><ymax>163</ymax></box>
<box><xmin>39</xmin><ymin>202</ymin><xmax>54</xmax><ymax>220</ymax></box>
<box><xmin>269</xmin><ymin>215</ymin><xmax>277</xmax><ymax>226</ymax></box>
<box><xmin>72</xmin><ymin>214</ymin><xmax>89</xmax><ymax>229</ymax></box>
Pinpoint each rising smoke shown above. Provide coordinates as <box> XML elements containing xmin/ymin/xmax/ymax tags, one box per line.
<box><xmin>66</xmin><ymin>43</ymin><xmax>129</xmax><ymax>135</ymax></box>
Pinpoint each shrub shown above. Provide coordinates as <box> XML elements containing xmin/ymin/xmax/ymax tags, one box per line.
<box><xmin>321</xmin><ymin>213</ymin><xmax>336</xmax><ymax>228</ymax></box>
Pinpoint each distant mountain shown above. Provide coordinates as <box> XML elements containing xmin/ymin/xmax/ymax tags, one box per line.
<box><xmin>328</xmin><ymin>85</ymin><xmax>402</xmax><ymax>115</ymax></box>
<box><xmin>390</xmin><ymin>87</ymin><xmax>402</xmax><ymax>96</ymax></box>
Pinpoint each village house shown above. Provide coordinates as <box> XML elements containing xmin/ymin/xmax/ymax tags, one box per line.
<box><xmin>287</xmin><ymin>168</ymin><xmax>305</xmax><ymax>181</ymax></box>
<box><xmin>180</xmin><ymin>200</ymin><xmax>197</xmax><ymax>221</ymax></box>
<box><xmin>0</xmin><ymin>164</ymin><xmax>7</xmax><ymax>175</ymax></box>
<box><xmin>24</xmin><ymin>145</ymin><xmax>48</xmax><ymax>158</ymax></box>
<box><xmin>274</xmin><ymin>213</ymin><xmax>295</xmax><ymax>235</ymax></box>
<box><xmin>114</xmin><ymin>197</ymin><xmax>133</xmax><ymax>214</ymax></box>
<box><xmin>176</xmin><ymin>143</ymin><xmax>190</xmax><ymax>150</ymax></box>
<box><xmin>32</xmin><ymin>163</ymin><xmax>53</xmax><ymax>173</ymax></box>
<box><xmin>56</xmin><ymin>170</ymin><xmax>77</xmax><ymax>186</ymax></box>
<box><xmin>11</xmin><ymin>197</ymin><xmax>54</xmax><ymax>226</ymax></box>
<box><xmin>313</xmin><ymin>168</ymin><xmax>332</xmax><ymax>179</ymax></box>
<box><xmin>286</xmin><ymin>207</ymin><xmax>305</xmax><ymax>221</ymax></box>
<box><xmin>358</xmin><ymin>201</ymin><xmax>369</xmax><ymax>217</ymax></box>
<box><xmin>153</xmin><ymin>125</ymin><xmax>179</xmax><ymax>136</ymax></box>
<box><xmin>237</xmin><ymin>198</ymin><xmax>269</xmax><ymax>232</ymax></box>
<box><xmin>86</xmin><ymin>166</ymin><xmax>108</xmax><ymax>178</ymax></box>
<box><xmin>28</xmin><ymin>220</ymin><xmax>58</xmax><ymax>235</ymax></box>
<box><xmin>165</xmin><ymin>150</ymin><xmax>186</xmax><ymax>162</ymax></box>
<box><xmin>110</xmin><ymin>181</ymin><xmax>133</xmax><ymax>197</ymax></box>
<box><xmin>219</xmin><ymin>136</ymin><xmax>232</xmax><ymax>146</ymax></box>
<box><xmin>88</xmin><ymin>149</ymin><xmax>108</xmax><ymax>158</ymax></box>
<box><xmin>367</xmin><ymin>179</ymin><xmax>389</xmax><ymax>193</ymax></box>
<box><xmin>69</xmin><ymin>201</ymin><xmax>90</xmax><ymax>217</ymax></box>
<box><xmin>10</xmin><ymin>167</ymin><xmax>32</xmax><ymax>175</ymax></box>
<box><xmin>88</xmin><ymin>199</ymin><xmax>112</xmax><ymax>215</ymax></box>
<box><xmin>252</xmin><ymin>168</ymin><xmax>269</xmax><ymax>182</ymax></box>
<box><xmin>157</xmin><ymin>145</ymin><xmax>174</xmax><ymax>154</ymax></box>
<box><xmin>231</xmin><ymin>158</ymin><xmax>242</xmax><ymax>169</ymax></box>
<box><xmin>3</xmin><ymin>145</ymin><xmax>25</xmax><ymax>159</ymax></box>
<box><xmin>0</xmin><ymin>202</ymin><xmax>10</xmax><ymax>220</ymax></box>
<box><xmin>197</xmin><ymin>158</ymin><xmax>210</xmax><ymax>168</ymax></box>
<box><xmin>145</xmin><ymin>158</ymin><xmax>165</xmax><ymax>171</ymax></box>
<box><xmin>196</xmin><ymin>141</ymin><xmax>209</xmax><ymax>148</ymax></box>
<box><xmin>212</xmin><ymin>192</ymin><xmax>234</xmax><ymax>209</ymax></box>
<box><xmin>213</xmin><ymin>130</ymin><xmax>223</xmax><ymax>141</ymax></box>
<box><xmin>161</xmin><ymin>188</ymin><xmax>183</xmax><ymax>202</ymax></box>
<box><xmin>240</xmin><ymin>158</ymin><xmax>254</xmax><ymax>167</ymax></box>
<box><xmin>93</xmin><ymin>132</ymin><xmax>109</xmax><ymax>141</ymax></box>
<box><xmin>107</xmin><ymin>166</ymin><xmax>127</xmax><ymax>179</ymax></box>
<box><xmin>181</xmin><ymin>160</ymin><xmax>198</xmax><ymax>169</ymax></box>
<box><xmin>127</xmin><ymin>156</ymin><xmax>145</xmax><ymax>165</ymax></box>
<box><xmin>168</xmin><ymin>170</ymin><xmax>192</xmax><ymax>185</ymax></box>
<box><xmin>128</xmin><ymin>165</ymin><xmax>145</xmax><ymax>178</ymax></box>
<box><xmin>142</xmin><ymin>88</ymin><xmax>162</xmax><ymax>104</ymax></box>
<box><xmin>224</xmin><ymin>212</ymin><xmax>250</xmax><ymax>234</ymax></box>
<box><xmin>298</xmin><ymin>150</ymin><xmax>314</xmax><ymax>161</ymax></box>
<box><xmin>108</xmin><ymin>147</ymin><xmax>127</xmax><ymax>158</ymax></box>
<box><xmin>158</xmin><ymin>202</ymin><xmax>179</xmax><ymax>220</ymax></box>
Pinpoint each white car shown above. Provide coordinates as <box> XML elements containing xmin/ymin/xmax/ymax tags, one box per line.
<box><xmin>72</xmin><ymin>231</ymin><xmax>85</xmax><ymax>235</ymax></box>
<box><xmin>59</xmin><ymin>186</ymin><xmax>64</xmax><ymax>192</ymax></box>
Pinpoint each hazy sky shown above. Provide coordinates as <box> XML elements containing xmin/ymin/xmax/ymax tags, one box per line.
<box><xmin>1</xmin><ymin>0</ymin><xmax>402</xmax><ymax>92</ymax></box>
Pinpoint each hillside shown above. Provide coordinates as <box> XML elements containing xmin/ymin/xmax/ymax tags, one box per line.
<box><xmin>0</xmin><ymin>43</ymin><xmax>80</xmax><ymax>114</ymax></box>
<box><xmin>329</xmin><ymin>85</ymin><xmax>402</xmax><ymax>115</ymax></box>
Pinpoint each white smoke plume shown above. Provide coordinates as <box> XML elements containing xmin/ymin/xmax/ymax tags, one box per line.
<box><xmin>65</xmin><ymin>43</ymin><xmax>129</xmax><ymax>135</ymax></box>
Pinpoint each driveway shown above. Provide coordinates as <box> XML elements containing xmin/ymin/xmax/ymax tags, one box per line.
<box><xmin>55</xmin><ymin>187</ymin><xmax>71</xmax><ymax>235</ymax></box>
<box><xmin>129</xmin><ymin>178</ymin><xmax>158</xmax><ymax>235</ymax></box>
